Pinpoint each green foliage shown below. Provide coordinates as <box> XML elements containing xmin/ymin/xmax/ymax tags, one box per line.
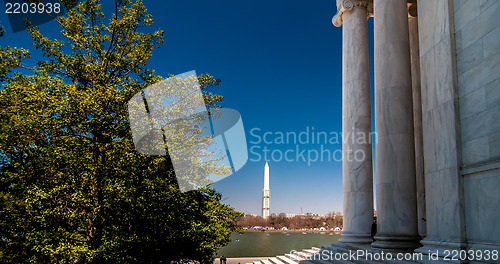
<box><xmin>0</xmin><ymin>1</ymin><xmax>242</xmax><ymax>263</ymax></box>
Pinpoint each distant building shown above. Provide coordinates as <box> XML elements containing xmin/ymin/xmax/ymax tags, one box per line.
<box><xmin>262</xmin><ymin>162</ymin><xmax>270</xmax><ymax>219</ymax></box>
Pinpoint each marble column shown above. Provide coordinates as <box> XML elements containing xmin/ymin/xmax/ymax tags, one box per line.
<box><xmin>408</xmin><ymin>3</ymin><xmax>426</xmax><ymax>239</ymax></box>
<box><xmin>414</xmin><ymin>0</ymin><xmax>467</xmax><ymax>258</ymax></box>
<box><xmin>333</xmin><ymin>0</ymin><xmax>374</xmax><ymax>244</ymax></box>
<box><xmin>371</xmin><ymin>0</ymin><xmax>420</xmax><ymax>250</ymax></box>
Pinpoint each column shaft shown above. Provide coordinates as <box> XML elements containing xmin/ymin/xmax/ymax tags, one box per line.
<box><xmin>338</xmin><ymin>5</ymin><xmax>374</xmax><ymax>244</ymax></box>
<box><xmin>408</xmin><ymin>6</ymin><xmax>426</xmax><ymax>238</ymax></box>
<box><xmin>372</xmin><ymin>0</ymin><xmax>420</xmax><ymax>250</ymax></box>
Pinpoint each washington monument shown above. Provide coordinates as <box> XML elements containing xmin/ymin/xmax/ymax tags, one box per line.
<box><xmin>262</xmin><ymin>162</ymin><xmax>270</xmax><ymax>219</ymax></box>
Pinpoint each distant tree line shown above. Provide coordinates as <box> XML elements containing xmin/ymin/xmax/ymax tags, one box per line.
<box><xmin>237</xmin><ymin>212</ymin><xmax>343</xmax><ymax>230</ymax></box>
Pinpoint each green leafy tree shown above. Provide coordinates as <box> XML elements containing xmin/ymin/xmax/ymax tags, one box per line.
<box><xmin>0</xmin><ymin>1</ymin><xmax>242</xmax><ymax>263</ymax></box>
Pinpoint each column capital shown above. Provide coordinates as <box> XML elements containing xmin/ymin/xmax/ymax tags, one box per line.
<box><xmin>332</xmin><ymin>0</ymin><xmax>373</xmax><ymax>27</ymax></box>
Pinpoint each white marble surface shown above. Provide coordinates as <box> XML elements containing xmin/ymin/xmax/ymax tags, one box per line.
<box><xmin>462</xmin><ymin>136</ymin><xmax>489</xmax><ymax>165</ymax></box>
<box><xmin>453</xmin><ymin>0</ymin><xmax>467</xmax><ymax>12</ymax></box>
<box><xmin>463</xmin><ymin>169</ymin><xmax>500</xmax><ymax>243</ymax></box>
<box><xmin>455</xmin><ymin>0</ymin><xmax>500</xmax><ymax>171</ymax></box>
<box><xmin>460</xmin><ymin>52</ymin><xmax>500</xmax><ymax>98</ymax></box>
<box><xmin>485</xmin><ymin>77</ymin><xmax>500</xmax><ymax>109</ymax></box>
<box><xmin>417</xmin><ymin>0</ymin><xmax>467</xmax><ymax>256</ymax></box>
<box><xmin>417</xmin><ymin>0</ymin><xmax>451</xmax><ymax>55</ymax></box>
<box><xmin>372</xmin><ymin>0</ymin><xmax>419</xmax><ymax>250</ymax></box>
<box><xmin>455</xmin><ymin>0</ymin><xmax>500</xmax><ymax>53</ymax></box>
<box><xmin>339</xmin><ymin>5</ymin><xmax>374</xmax><ymax>244</ymax></box>
<box><xmin>422</xmin><ymin>101</ymin><xmax>459</xmax><ymax>172</ymax></box>
<box><xmin>479</xmin><ymin>0</ymin><xmax>496</xmax><ymax>13</ymax></box>
<box><xmin>461</xmin><ymin>105</ymin><xmax>500</xmax><ymax>143</ymax></box>
<box><xmin>483</xmin><ymin>24</ymin><xmax>500</xmax><ymax>59</ymax></box>
<box><xmin>489</xmin><ymin>131</ymin><xmax>500</xmax><ymax>161</ymax></box>
<box><xmin>456</xmin><ymin>38</ymin><xmax>483</xmax><ymax>76</ymax></box>
<box><xmin>409</xmin><ymin>13</ymin><xmax>426</xmax><ymax>238</ymax></box>
<box><xmin>459</xmin><ymin>87</ymin><xmax>486</xmax><ymax>119</ymax></box>
<box><xmin>453</xmin><ymin>0</ymin><xmax>480</xmax><ymax>32</ymax></box>
<box><xmin>423</xmin><ymin>167</ymin><xmax>465</xmax><ymax>243</ymax></box>
<box><xmin>419</xmin><ymin>38</ymin><xmax>455</xmax><ymax>112</ymax></box>
<box><xmin>374</xmin><ymin>86</ymin><xmax>415</xmax><ymax>135</ymax></box>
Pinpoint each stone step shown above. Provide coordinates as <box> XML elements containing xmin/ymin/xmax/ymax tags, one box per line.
<box><xmin>302</xmin><ymin>258</ymin><xmax>326</xmax><ymax>264</ymax></box>
<box><xmin>292</xmin><ymin>252</ymin><xmax>313</xmax><ymax>261</ymax></box>
<box><xmin>303</xmin><ymin>249</ymin><xmax>322</xmax><ymax>260</ymax></box>
<box><xmin>297</xmin><ymin>248</ymin><xmax>332</xmax><ymax>264</ymax></box>
<box><xmin>320</xmin><ymin>245</ymin><xmax>337</xmax><ymax>253</ymax></box>
<box><xmin>285</xmin><ymin>253</ymin><xmax>303</xmax><ymax>261</ymax></box>
<box><xmin>351</xmin><ymin>257</ymin><xmax>419</xmax><ymax>264</ymax></box>
<box><xmin>269</xmin><ymin>257</ymin><xmax>286</xmax><ymax>264</ymax></box>
<box><xmin>319</xmin><ymin>244</ymin><xmax>421</xmax><ymax>264</ymax></box>
<box><xmin>253</xmin><ymin>261</ymin><xmax>262</xmax><ymax>264</ymax></box>
<box><xmin>261</xmin><ymin>259</ymin><xmax>274</xmax><ymax>264</ymax></box>
<box><xmin>277</xmin><ymin>255</ymin><xmax>299</xmax><ymax>264</ymax></box>
<box><xmin>265</xmin><ymin>245</ymin><xmax>422</xmax><ymax>264</ymax></box>
<box><xmin>295</xmin><ymin>260</ymin><xmax>316</xmax><ymax>264</ymax></box>
<box><xmin>307</xmin><ymin>257</ymin><xmax>356</xmax><ymax>264</ymax></box>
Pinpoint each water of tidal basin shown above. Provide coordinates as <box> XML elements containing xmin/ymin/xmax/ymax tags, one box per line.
<box><xmin>217</xmin><ymin>232</ymin><xmax>341</xmax><ymax>257</ymax></box>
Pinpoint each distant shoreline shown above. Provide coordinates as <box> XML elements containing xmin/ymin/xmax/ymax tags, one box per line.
<box><xmin>242</xmin><ymin>229</ymin><xmax>341</xmax><ymax>234</ymax></box>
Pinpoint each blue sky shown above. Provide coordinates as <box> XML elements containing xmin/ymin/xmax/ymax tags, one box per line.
<box><xmin>0</xmin><ymin>0</ymin><xmax>376</xmax><ymax>215</ymax></box>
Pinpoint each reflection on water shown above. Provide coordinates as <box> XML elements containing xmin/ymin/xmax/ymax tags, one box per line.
<box><xmin>217</xmin><ymin>232</ymin><xmax>341</xmax><ymax>257</ymax></box>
